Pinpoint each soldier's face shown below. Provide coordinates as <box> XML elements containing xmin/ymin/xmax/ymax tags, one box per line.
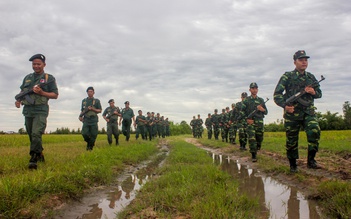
<box><xmin>294</xmin><ymin>58</ymin><xmax>308</xmax><ymax>72</ymax></box>
<box><xmin>249</xmin><ymin>87</ymin><xmax>258</xmax><ymax>96</ymax></box>
<box><xmin>32</xmin><ymin>59</ymin><xmax>46</xmax><ymax>74</ymax></box>
<box><xmin>87</xmin><ymin>90</ymin><xmax>94</xmax><ymax>97</ymax></box>
<box><xmin>109</xmin><ymin>102</ymin><xmax>114</xmax><ymax>107</ymax></box>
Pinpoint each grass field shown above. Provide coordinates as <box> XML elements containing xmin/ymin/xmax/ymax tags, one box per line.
<box><xmin>0</xmin><ymin>131</ymin><xmax>350</xmax><ymax>218</ymax></box>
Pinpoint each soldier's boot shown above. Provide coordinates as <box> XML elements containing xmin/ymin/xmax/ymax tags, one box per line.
<box><xmin>307</xmin><ymin>151</ymin><xmax>321</xmax><ymax>169</ymax></box>
<box><xmin>28</xmin><ymin>154</ymin><xmax>38</xmax><ymax>169</ymax></box>
<box><xmin>251</xmin><ymin>152</ymin><xmax>257</xmax><ymax>162</ymax></box>
<box><xmin>229</xmin><ymin>138</ymin><xmax>233</xmax><ymax>144</ymax></box>
<box><xmin>257</xmin><ymin>144</ymin><xmax>261</xmax><ymax>151</ymax></box>
<box><xmin>289</xmin><ymin>158</ymin><xmax>298</xmax><ymax>173</ymax></box>
<box><xmin>115</xmin><ymin>138</ymin><xmax>119</xmax><ymax>145</ymax></box>
<box><xmin>225</xmin><ymin>137</ymin><xmax>228</xmax><ymax>143</ymax></box>
<box><xmin>232</xmin><ymin>138</ymin><xmax>237</xmax><ymax>144</ymax></box>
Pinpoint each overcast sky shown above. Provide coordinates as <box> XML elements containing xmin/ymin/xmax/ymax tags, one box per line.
<box><xmin>1</xmin><ymin>0</ymin><xmax>350</xmax><ymax>132</ymax></box>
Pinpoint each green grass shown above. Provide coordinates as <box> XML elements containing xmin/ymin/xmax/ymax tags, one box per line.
<box><xmin>118</xmin><ymin>136</ymin><xmax>260</xmax><ymax>219</ymax></box>
<box><xmin>0</xmin><ymin>134</ymin><xmax>158</xmax><ymax>218</ymax></box>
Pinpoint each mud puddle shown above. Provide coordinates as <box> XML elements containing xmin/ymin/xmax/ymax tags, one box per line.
<box><xmin>54</xmin><ymin>146</ymin><xmax>168</xmax><ymax>219</ymax></box>
<box><xmin>211</xmin><ymin>153</ymin><xmax>323</xmax><ymax>219</ymax></box>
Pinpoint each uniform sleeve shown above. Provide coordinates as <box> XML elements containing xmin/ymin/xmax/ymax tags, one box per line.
<box><xmin>48</xmin><ymin>74</ymin><xmax>59</xmax><ymax>94</ymax></box>
<box><xmin>273</xmin><ymin>73</ymin><xmax>289</xmax><ymax>108</ymax></box>
<box><xmin>309</xmin><ymin>73</ymin><xmax>322</xmax><ymax>99</ymax></box>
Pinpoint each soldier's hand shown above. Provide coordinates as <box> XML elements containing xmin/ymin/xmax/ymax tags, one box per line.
<box><xmin>79</xmin><ymin>116</ymin><xmax>83</xmax><ymax>122</ymax></box>
<box><xmin>15</xmin><ymin>101</ymin><xmax>21</xmax><ymax>108</ymax></box>
<box><xmin>246</xmin><ymin>119</ymin><xmax>254</xmax><ymax>125</ymax></box>
<box><xmin>257</xmin><ymin>105</ymin><xmax>265</xmax><ymax>112</ymax></box>
<box><xmin>285</xmin><ymin>105</ymin><xmax>294</xmax><ymax>114</ymax></box>
<box><xmin>33</xmin><ymin>85</ymin><xmax>43</xmax><ymax>94</ymax></box>
<box><xmin>305</xmin><ymin>86</ymin><xmax>316</xmax><ymax>95</ymax></box>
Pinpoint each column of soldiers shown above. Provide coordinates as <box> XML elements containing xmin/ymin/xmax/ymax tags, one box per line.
<box><xmin>192</xmin><ymin>82</ymin><xmax>269</xmax><ymax>163</ymax></box>
<box><xmin>80</xmin><ymin>94</ymin><xmax>171</xmax><ymax>150</ymax></box>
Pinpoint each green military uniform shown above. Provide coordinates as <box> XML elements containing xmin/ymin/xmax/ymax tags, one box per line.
<box><xmin>220</xmin><ymin>109</ymin><xmax>230</xmax><ymax>142</ymax></box>
<box><xmin>102</xmin><ymin>100</ymin><xmax>120</xmax><ymax>145</ymax></box>
<box><xmin>121</xmin><ymin>105</ymin><xmax>135</xmax><ymax>141</ymax></box>
<box><xmin>211</xmin><ymin>110</ymin><xmax>220</xmax><ymax>140</ymax></box>
<box><xmin>145</xmin><ymin>113</ymin><xmax>153</xmax><ymax>140</ymax></box>
<box><xmin>205</xmin><ymin>114</ymin><xmax>212</xmax><ymax>139</ymax></box>
<box><xmin>81</xmin><ymin>96</ymin><xmax>102</xmax><ymax>150</ymax></box>
<box><xmin>136</xmin><ymin>113</ymin><xmax>147</xmax><ymax>140</ymax></box>
<box><xmin>190</xmin><ymin>117</ymin><xmax>196</xmax><ymax>137</ymax></box>
<box><xmin>20</xmin><ymin>70</ymin><xmax>58</xmax><ymax>165</ymax></box>
<box><xmin>195</xmin><ymin>116</ymin><xmax>203</xmax><ymax>138</ymax></box>
<box><xmin>274</xmin><ymin>51</ymin><xmax>322</xmax><ymax>171</ymax></box>
<box><xmin>229</xmin><ymin>103</ymin><xmax>239</xmax><ymax>144</ymax></box>
<box><xmin>236</xmin><ymin>93</ymin><xmax>248</xmax><ymax>150</ymax></box>
<box><xmin>164</xmin><ymin>118</ymin><xmax>170</xmax><ymax>136</ymax></box>
<box><xmin>240</xmin><ymin>83</ymin><xmax>268</xmax><ymax>160</ymax></box>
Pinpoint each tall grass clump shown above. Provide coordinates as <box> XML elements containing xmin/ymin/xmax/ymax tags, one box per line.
<box><xmin>119</xmin><ymin>139</ymin><xmax>260</xmax><ymax>219</ymax></box>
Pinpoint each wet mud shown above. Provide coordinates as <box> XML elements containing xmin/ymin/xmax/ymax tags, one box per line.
<box><xmin>211</xmin><ymin>153</ymin><xmax>322</xmax><ymax>219</ymax></box>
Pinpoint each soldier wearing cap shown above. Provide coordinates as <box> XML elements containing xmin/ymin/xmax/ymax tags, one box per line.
<box><xmin>195</xmin><ymin>114</ymin><xmax>203</xmax><ymax>138</ymax></box>
<box><xmin>164</xmin><ymin>117</ymin><xmax>170</xmax><ymax>137</ymax></box>
<box><xmin>240</xmin><ymin>82</ymin><xmax>268</xmax><ymax>162</ymax></box>
<box><xmin>145</xmin><ymin>112</ymin><xmax>153</xmax><ymax>140</ymax></box>
<box><xmin>135</xmin><ymin>110</ymin><xmax>147</xmax><ymax>140</ymax></box>
<box><xmin>102</xmin><ymin>99</ymin><xmax>121</xmax><ymax>145</ymax></box>
<box><xmin>15</xmin><ymin>54</ymin><xmax>59</xmax><ymax>169</ymax></box>
<box><xmin>205</xmin><ymin>113</ymin><xmax>212</xmax><ymax>139</ymax></box>
<box><xmin>236</xmin><ymin>92</ymin><xmax>248</xmax><ymax>150</ymax></box>
<box><xmin>229</xmin><ymin>103</ymin><xmax>239</xmax><ymax>144</ymax></box>
<box><xmin>274</xmin><ymin>50</ymin><xmax>322</xmax><ymax>173</ymax></box>
<box><xmin>119</xmin><ymin>101</ymin><xmax>135</xmax><ymax>141</ymax></box>
<box><xmin>219</xmin><ymin>108</ymin><xmax>230</xmax><ymax>142</ymax></box>
<box><xmin>190</xmin><ymin>116</ymin><xmax>196</xmax><ymax>138</ymax></box>
<box><xmin>211</xmin><ymin>109</ymin><xmax>221</xmax><ymax>140</ymax></box>
<box><xmin>79</xmin><ymin>86</ymin><xmax>102</xmax><ymax>150</ymax></box>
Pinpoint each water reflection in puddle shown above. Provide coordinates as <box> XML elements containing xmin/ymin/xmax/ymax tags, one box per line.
<box><xmin>211</xmin><ymin>153</ymin><xmax>322</xmax><ymax>219</ymax></box>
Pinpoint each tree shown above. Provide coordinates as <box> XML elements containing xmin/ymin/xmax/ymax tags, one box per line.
<box><xmin>18</xmin><ymin>128</ymin><xmax>26</xmax><ymax>134</ymax></box>
<box><xmin>343</xmin><ymin>101</ymin><xmax>351</xmax><ymax>129</ymax></box>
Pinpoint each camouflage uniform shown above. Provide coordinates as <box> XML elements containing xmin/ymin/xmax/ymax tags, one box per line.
<box><xmin>195</xmin><ymin>115</ymin><xmax>203</xmax><ymax>138</ymax></box>
<box><xmin>220</xmin><ymin>109</ymin><xmax>230</xmax><ymax>142</ymax></box>
<box><xmin>240</xmin><ymin>83</ymin><xmax>268</xmax><ymax>161</ymax></box>
<box><xmin>205</xmin><ymin>114</ymin><xmax>212</xmax><ymax>139</ymax></box>
<box><xmin>190</xmin><ymin>117</ymin><xmax>196</xmax><ymax>137</ymax></box>
<box><xmin>211</xmin><ymin>110</ymin><xmax>221</xmax><ymax>140</ymax></box>
<box><xmin>145</xmin><ymin>112</ymin><xmax>153</xmax><ymax>140</ymax></box>
<box><xmin>273</xmin><ymin>51</ymin><xmax>322</xmax><ymax>171</ymax></box>
<box><xmin>237</xmin><ymin>92</ymin><xmax>248</xmax><ymax>150</ymax></box>
<box><xmin>229</xmin><ymin>103</ymin><xmax>239</xmax><ymax>144</ymax></box>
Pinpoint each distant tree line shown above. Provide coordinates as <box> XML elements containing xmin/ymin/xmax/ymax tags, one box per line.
<box><xmin>2</xmin><ymin>102</ymin><xmax>350</xmax><ymax>135</ymax></box>
<box><xmin>265</xmin><ymin>101</ymin><xmax>351</xmax><ymax>132</ymax></box>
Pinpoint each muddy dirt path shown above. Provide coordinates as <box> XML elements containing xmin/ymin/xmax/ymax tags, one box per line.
<box><xmin>185</xmin><ymin>138</ymin><xmax>351</xmax><ymax>195</ymax></box>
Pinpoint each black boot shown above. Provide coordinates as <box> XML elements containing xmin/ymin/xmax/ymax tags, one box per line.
<box><xmin>289</xmin><ymin>158</ymin><xmax>298</xmax><ymax>173</ymax></box>
<box><xmin>307</xmin><ymin>151</ymin><xmax>321</xmax><ymax>169</ymax></box>
<box><xmin>28</xmin><ymin>154</ymin><xmax>38</xmax><ymax>169</ymax></box>
<box><xmin>251</xmin><ymin>152</ymin><xmax>257</xmax><ymax>162</ymax></box>
<box><xmin>116</xmin><ymin>138</ymin><xmax>119</xmax><ymax>145</ymax></box>
<box><xmin>37</xmin><ymin>152</ymin><xmax>45</xmax><ymax>162</ymax></box>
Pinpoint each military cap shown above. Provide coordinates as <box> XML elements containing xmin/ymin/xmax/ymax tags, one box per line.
<box><xmin>124</xmin><ymin>101</ymin><xmax>129</xmax><ymax>104</ymax></box>
<box><xmin>293</xmin><ymin>50</ymin><xmax>310</xmax><ymax>60</ymax></box>
<box><xmin>249</xmin><ymin>82</ymin><xmax>258</xmax><ymax>88</ymax></box>
<box><xmin>214</xmin><ymin>109</ymin><xmax>218</xmax><ymax>112</ymax></box>
<box><xmin>138</xmin><ymin>110</ymin><xmax>142</xmax><ymax>112</ymax></box>
<box><xmin>241</xmin><ymin>92</ymin><xmax>248</xmax><ymax>98</ymax></box>
<box><xmin>147</xmin><ymin>112</ymin><xmax>150</xmax><ymax>114</ymax></box>
<box><xmin>86</xmin><ymin>86</ymin><xmax>94</xmax><ymax>92</ymax></box>
<box><xmin>208</xmin><ymin>113</ymin><xmax>211</xmax><ymax>116</ymax></box>
<box><xmin>197</xmin><ymin>114</ymin><xmax>200</xmax><ymax>116</ymax></box>
<box><xmin>29</xmin><ymin>54</ymin><xmax>45</xmax><ymax>62</ymax></box>
<box><xmin>108</xmin><ymin>99</ymin><xmax>114</xmax><ymax>103</ymax></box>
<box><xmin>231</xmin><ymin>103</ymin><xmax>236</xmax><ymax>107</ymax></box>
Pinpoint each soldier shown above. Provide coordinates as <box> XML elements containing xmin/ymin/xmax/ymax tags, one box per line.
<box><xmin>273</xmin><ymin>50</ymin><xmax>322</xmax><ymax>173</ymax></box>
<box><xmin>229</xmin><ymin>103</ymin><xmax>239</xmax><ymax>144</ymax></box>
<box><xmin>102</xmin><ymin>99</ymin><xmax>120</xmax><ymax>145</ymax></box>
<box><xmin>145</xmin><ymin>112</ymin><xmax>153</xmax><ymax>140</ymax></box>
<box><xmin>15</xmin><ymin>54</ymin><xmax>59</xmax><ymax>169</ymax></box>
<box><xmin>195</xmin><ymin>114</ymin><xmax>203</xmax><ymax>138</ymax></box>
<box><xmin>220</xmin><ymin>108</ymin><xmax>230</xmax><ymax>142</ymax></box>
<box><xmin>79</xmin><ymin>86</ymin><xmax>102</xmax><ymax>151</ymax></box>
<box><xmin>211</xmin><ymin>109</ymin><xmax>220</xmax><ymax>140</ymax></box>
<box><xmin>119</xmin><ymin>101</ymin><xmax>135</xmax><ymax>141</ymax></box>
<box><xmin>135</xmin><ymin>110</ymin><xmax>147</xmax><ymax>140</ymax></box>
<box><xmin>190</xmin><ymin>116</ymin><xmax>196</xmax><ymax>137</ymax></box>
<box><xmin>151</xmin><ymin>112</ymin><xmax>157</xmax><ymax>138</ymax></box>
<box><xmin>240</xmin><ymin>83</ymin><xmax>268</xmax><ymax>162</ymax></box>
<box><xmin>205</xmin><ymin>113</ymin><xmax>212</xmax><ymax>139</ymax></box>
<box><xmin>164</xmin><ymin>118</ymin><xmax>170</xmax><ymax>136</ymax></box>
<box><xmin>237</xmin><ymin>92</ymin><xmax>248</xmax><ymax>150</ymax></box>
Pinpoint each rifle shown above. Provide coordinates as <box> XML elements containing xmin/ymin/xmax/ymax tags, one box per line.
<box><xmin>15</xmin><ymin>79</ymin><xmax>55</xmax><ymax>105</ymax></box>
<box><xmin>79</xmin><ymin>106</ymin><xmax>91</xmax><ymax>118</ymax></box>
<box><xmin>285</xmin><ymin>75</ymin><xmax>325</xmax><ymax>107</ymax></box>
<box><xmin>246</xmin><ymin>98</ymin><xmax>269</xmax><ymax>119</ymax></box>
